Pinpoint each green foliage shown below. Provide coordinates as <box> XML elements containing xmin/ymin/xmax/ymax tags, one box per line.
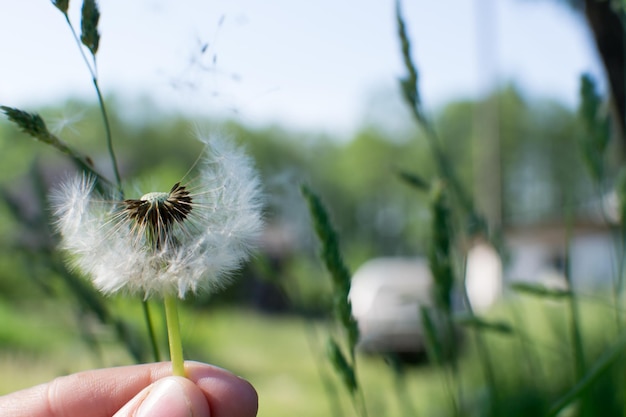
<box><xmin>496</xmin><ymin>87</ymin><xmax>591</xmax><ymax>223</ymax></box>
<box><xmin>0</xmin><ymin>301</ymin><xmax>73</xmax><ymax>353</ymax></box>
<box><xmin>548</xmin><ymin>326</ymin><xmax>626</xmax><ymax>416</ymax></box>
<box><xmin>0</xmin><ymin>89</ymin><xmax>599</xmax><ymax>304</ymax></box>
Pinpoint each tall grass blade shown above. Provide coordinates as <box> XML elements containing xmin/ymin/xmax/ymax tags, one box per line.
<box><xmin>547</xmin><ymin>331</ymin><xmax>626</xmax><ymax>416</ymax></box>
<box><xmin>300</xmin><ymin>185</ymin><xmax>359</xmax><ymax>356</ymax></box>
<box><xmin>578</xmin><ymin>74</ymin><xmax>610</xmax><ymax>182</ymax></box>
<box><xmin>420</xmin><ymin>306</ymin><xmax>443</xmax><ymax>364</ymax></box>
<box><xmin>563</xmin><ymin>210</ymin><xmax>588</xmax><ymax>414</ymax></box>
<box><xmin>510</xmin><ymin>282</ymin><xmax>571</xmax><ymax>299</ymax></box>
<box><xmin>142</xmin><ymin>300</ymin><xmax>161</xmax><ymax>362</ymax></box>
<box><xmin>397</xmin><ymin>169</ymin><xmax>430</xmax><ymax>191</ymax></box>
<box><xmin>395</xmin><ymin>0</ymin><xmax>423</xmax><ymax>123</ymax></box>
<box><xmin>301</xmin><ymin>184</ymin><xmax>367</xmax><ymax>417</ymax></box>
<box><xmin>428</xmin><ymin>182</ymin><xmax>454</xmax><ymax>313</ymax></box>
<box><xmin>327</xmin><ymin>337</ymin><xmax>357</xmax><ymax>394</ymax></box>
<box><xmin>455</xmin><ymin>314</ymin><xmax>514</xmax><ymax>335</ymax></box>
<box><xmin>395</xmin><ymin>1</ymin><xmax>483</xmax><ymax>234</ymax></box>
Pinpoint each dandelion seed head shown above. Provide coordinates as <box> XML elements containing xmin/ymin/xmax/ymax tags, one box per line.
<box><xmin>141</xmin><ymin>191</ymin><xmax>169</xmax><ymax>202</ymax></box>
<box><xmin>52</xmin><ymin>136</ymin><xmax>264</xmax><ymax>299</ymax></box>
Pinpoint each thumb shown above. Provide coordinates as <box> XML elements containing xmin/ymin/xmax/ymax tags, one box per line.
<box><xmin>114</xmin><ymin>376</ymin><xmax>210</xmax><ymax>417</ymax></box>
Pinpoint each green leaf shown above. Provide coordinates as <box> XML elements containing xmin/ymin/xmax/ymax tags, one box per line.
<box><xmin>81</xmin><ymin>0</ymin><xmax>101</xmax><ymax>55</ymax></box>
<box><xmin>510</xmin><ymin>281</ymin><xmax>571</xmax><ymax>299</ymax></box>
<box><xmin>397</xmin><ymin>169</ymin><xmax>429</xmax><ymax>191</ymax></box>
<box><xmin>455</xmin><ymin>314</ymin><xmax>514</xmax><ymax>335</ymax></box>
<box><xmin>548</xmin><ymin>330</ymin><xmax>626</xmax><ymax>416</ymax></box>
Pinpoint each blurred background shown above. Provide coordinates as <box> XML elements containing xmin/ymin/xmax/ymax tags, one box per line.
<box><xmin>1</xmin><ymin>0</ymin><xmax>624</xmax><ymax>416</ymax></box>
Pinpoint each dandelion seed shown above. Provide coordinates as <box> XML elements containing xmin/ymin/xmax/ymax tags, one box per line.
<box><xmin>51</xmin><ymin>136</ymin><xmax>264</xmax><ymax>299</ymax></box>
<box><xmin>49</xmin><ymin>110</ymin><xmax>84</xmax><ymax>136</ymax></box>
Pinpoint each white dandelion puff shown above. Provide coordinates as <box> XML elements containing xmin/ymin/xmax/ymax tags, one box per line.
<box><xmin>51</xmin><ymin>137</ymin><xmax>264</xmax><ymax>299</ymax></box>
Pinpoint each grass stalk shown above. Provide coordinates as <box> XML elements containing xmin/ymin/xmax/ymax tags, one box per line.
<box><xmin>461</xmin><ymin>294</ymin><xmax>499</xmax><ymax>415</ymax></box>
<box><xmin>301</xmin><ymin>185</ymin><xmax>367</xmax><ymax>417</ymax></box>
<box><xmin>61</xmin><ymin>13</ymin><xmax>123</xmax><ymax>196</ymax></box>
<box><xmin>142</xmin><ymin>299</ymin><xmax>161</xmax><ymax>362</ymax></box>
<box><xmin>92</xmin><ymin>78</ymin><xmax>122</xmax><ymax>193</ymax></box>
<box><xmin>395</xmin><ymin>0</ymin><xmax>479</xmax><ymax>225</ymax></box>
<box><xmin>548</xmin><ymin>330</ymin><xmax>626</xmax><ymax>416</ymax></box>
<box><xmin>562</xmin><ymin>207</ymin><xmax>589</xmax><ymax>414</ymax></box>
<box><xmin>420</xmin><ymin>306</ymin><xmax>459</xmax><ymax>416</ymax></box>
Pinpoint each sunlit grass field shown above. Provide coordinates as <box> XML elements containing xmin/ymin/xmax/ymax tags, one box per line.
<box><xmin>0</xmin><ymin>299</ymin><xmax>438</xmax><ymax>417</ymax></box>
<box><xmin>0</xmin><ymin>294</ymin><xmax>622</xmax><ymax>417</ymax></box>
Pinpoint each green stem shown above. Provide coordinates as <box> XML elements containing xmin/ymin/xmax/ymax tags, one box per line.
<box><xmin>142</xmin><ymin>299</ymin><xmax>161</xmax><ymax>362</ymax></box>
<box><xmin>62</xmin><ymin>13</ymin><xmax>123</xmax><ymax>197</ymax></box>
<box><xmin>547</xmin><ymin>330</ymin><xmax>626</xmax><ymax>416</ymax></box>
<box><xmin>92</xmin><ymin>77</ymin><xmax>123</xmax><ymax>194</ymax></box>
<box><xmin>164</xmin><ymin>295</ymin><xmax>185</xmax><ymax>377</ymax></box>
<box><xmin>63</xmin><ymin>13</ymin><xmax>96</xmax><ymax>77</ymax></box>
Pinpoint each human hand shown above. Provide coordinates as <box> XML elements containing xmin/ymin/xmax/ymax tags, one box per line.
<box><xmin>0</xmin><ymin>361</ymin><xmax>258</xmax><ymax>417</ymax></box>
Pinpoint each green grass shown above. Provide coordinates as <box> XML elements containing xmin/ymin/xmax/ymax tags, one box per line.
<box><xmin>0</xmin><ymin>296</ymin><xmax>624</xmax><ymax>417</ymax></box>
<box><xmin>0</xmin><ymin>299</ymin><xmax>447</xmax><ymax>416</ymax></box>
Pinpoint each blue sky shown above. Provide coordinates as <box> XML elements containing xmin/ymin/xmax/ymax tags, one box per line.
<box><xmin>0</xmin><ymin>0</ymin><xmax>604</xmax><ymax>137</ymax></box>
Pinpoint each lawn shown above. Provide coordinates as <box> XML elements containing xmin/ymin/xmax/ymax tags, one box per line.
<box><xmin>0</xmin><ymin>298</ymin><xmax>448</xmax><ymax>416</ymax></box>
<box><xmin>0</xmin><ymin>295</ymin><xmax>623</xmax><ymax>417</ymax></box>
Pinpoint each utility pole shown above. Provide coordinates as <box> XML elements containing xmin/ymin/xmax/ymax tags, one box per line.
<box><xmin>473</xmin><ymin>0</ymin><xmax>502</xmax><ymax>229</ymax></box>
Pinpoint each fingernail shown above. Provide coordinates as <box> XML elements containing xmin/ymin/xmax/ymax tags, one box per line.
<box><xmin>136</xmin><ymin>377</ymin><xmax>192</xmax><ymax>417</ymax></box>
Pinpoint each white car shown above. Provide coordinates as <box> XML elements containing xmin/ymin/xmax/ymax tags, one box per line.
<box><xmin>349</xmin><ymin>257</ymin><xmax>435</xmax><ymax>354</ymax></box>
<box><xmin>349</xmin><ymin>248</ymin><xmax>502</xmax><ymax>355</ymax></box>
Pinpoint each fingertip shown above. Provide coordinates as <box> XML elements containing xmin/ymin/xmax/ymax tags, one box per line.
<box><xmin>185</xmin><ymin>362</ymin><xmax>258</xmax><ymax>417</ymax></box>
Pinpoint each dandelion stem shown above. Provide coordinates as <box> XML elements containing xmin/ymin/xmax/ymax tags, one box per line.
<box><xmin>164</xmin><ymin>295</ymin><xmax>185</xmax><ymax>377</ymax></box>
